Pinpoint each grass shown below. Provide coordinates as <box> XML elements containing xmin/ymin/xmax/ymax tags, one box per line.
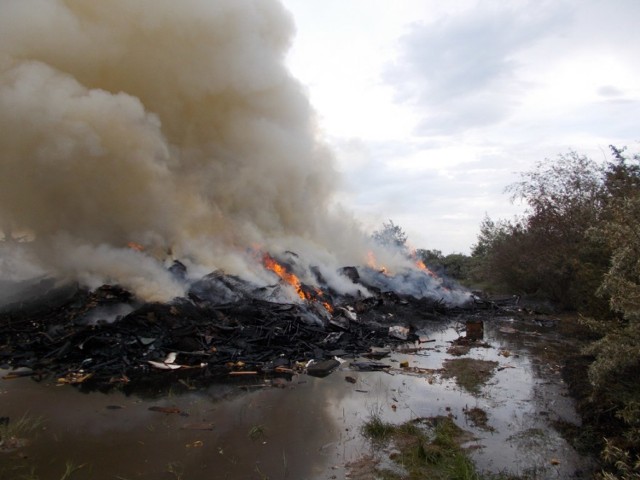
<box><xmin>248</xmin><ymin>424</ymin><xmax>266</xmax><ymax>441</ymax></box>
<box><xmin>59</xmin><ymin>461</ymin><xmax>86</xmax><ymax>480</ymax></box>
<box><xmin>359</xmin><ymin>415</ymin><xmax>531</xmax><ymax>480</ymax></box>
<box><xmin>441</xmin><ymin>358</ymin><xmax>498</xmax><ymax>394</ymax></box>
<box><xmin>463</xmin><ymin>407</ymin><xmax>495</xmax><ymax>431</ymax></box>
<box><xmin>0</xmin><ymin>413</ymin><xmax>44</xmax><ymax>451</ymax></box>
<box><xmin>5</xmin><ymin>461</ymin><xmax>86</xmax><ymax>480</ymax></box>
<box><xmin>360</xmin><ymin>415</ymin><xmax>481</xmax><ymax>480</ymax></box>
<box><xmin>360</xmin><ymin>413</ymin><xmax>395</xmax><ymax>443</ymax></box>
<box><xmin>166</xmin><ymin>462</ymin><xmax>184</xmax><ymax>480</ymax></box>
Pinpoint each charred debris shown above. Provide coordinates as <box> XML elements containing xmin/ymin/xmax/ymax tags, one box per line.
<box><xmin>0</xmin><ymin>259</ymin><xmax>500</xmax><ymax>392</ymax></box>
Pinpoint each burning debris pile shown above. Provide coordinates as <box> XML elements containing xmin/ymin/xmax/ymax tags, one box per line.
<box><xmin>0</xmin><ymin>0</ymin><xmax>486</xmax><ymax>392</ymax></box>
<box><xmin>0</xmin><ymin>255</ymin><xmax>486</xmax><ymax>391</ymax></box>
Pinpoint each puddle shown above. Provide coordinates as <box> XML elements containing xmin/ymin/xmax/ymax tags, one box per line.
<box><xmin>0</xmin><ymin>316</ymin><xmax>596</xmax><ymax>479</ymax></box>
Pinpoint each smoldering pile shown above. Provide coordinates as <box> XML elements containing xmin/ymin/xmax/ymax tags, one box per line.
<box><xmin>0</xmin><ymin>258</ymin><xmax>488</xmax><ymax>391</ymax></box>
<box><xmin>0</xmin><ymin>1</ymin><xmax>487</xmax><ymax>392</ymax></box>
<box><xmin>0</xmin><ymin>0</ymin><xmax>369</xmax><ymax>298</ymax></box>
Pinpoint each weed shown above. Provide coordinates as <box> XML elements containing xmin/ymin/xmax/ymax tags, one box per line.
<box><xmin>248</xmin><ymin>424</ymin><xmax>266</xmax><ymax>441</ymax></box>
<box><xmin>166</xmin><ymin>462</ymin><xmax>184</xmax><ymax>480</ymax></box>
<box><xmin>442</xmin><ymin>358</ymin><xmax>498</xmax><ymax>394</ymax></box>
<box><xmin>464</xmin><ymin>407</ymin><xmax>494</xmax><ymax>431</ymax></box>
<box><xmin>254</xmin><ymin>464</ymin><xmax>269</xmax><ymax>480</ymax></box>
<box><xmin>361</xmin><ymin>412</ymin><xmax>395</xmax><ymax>443</ymax></box>
<box><xmin>281</xmin><ymin>449</ymin><xmax>288</xmax><ymax>478</ymax></box>
<box><xmin>59</xmin><ymin>461</ymin><xmax>86</xmax><ymax>480</ymax></box>
<box><xmin>0</xmin><ymin>414</ymin><xmax>44</xmax><ymax>451</ymax></box>
<box><xmin>355</xmin><ymin>416</ymin><xmax>506</xmax><ymax>480</ymax></box>
<box><xmin>447</xmin><ymin>452</ymin><xmax>481</xmax><ymax>480</ymax></box>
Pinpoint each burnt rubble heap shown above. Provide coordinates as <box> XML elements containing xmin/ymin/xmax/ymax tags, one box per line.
<box><xmin>0</xmin><ymin>262</ymin><xmax>492</xmax><ymax>391</ymax></box>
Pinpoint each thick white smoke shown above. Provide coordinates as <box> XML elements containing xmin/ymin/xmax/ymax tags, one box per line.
<box><xmin>0</xmin><ymin>0</ymin><xmax>469</xmax><ymax>305</ymax></box>
<box><xmin>0</xmin><ymin>0</ymin><xmax>373</xmax><ymax>299</ymax></box>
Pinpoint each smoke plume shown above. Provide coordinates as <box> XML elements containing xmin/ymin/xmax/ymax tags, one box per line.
<box><xmin>0</xmin><ymin>0</ymin><xmax>374</xmax><ymax>299</ymax></box>
<box><xmin>0</xmin><ymin>0</ymin><xmax>469</xmax><ymax>306</ymax></box>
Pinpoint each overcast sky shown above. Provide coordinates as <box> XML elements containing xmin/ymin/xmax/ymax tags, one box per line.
<box><xmin>280</xmin><ymin>0</ymin><xmax>640</xmax><ymax>254</ymax></box>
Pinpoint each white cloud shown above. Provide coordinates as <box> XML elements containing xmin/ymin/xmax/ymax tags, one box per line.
<box><xmin>282</xmin><ymin>0</ymin><xmax>640</xmax><ymax>254</ymax></box>
<box><xmin>385</xmin><ymin>1</ymin><xmax>571</xmax><ymax>133</ymax></box>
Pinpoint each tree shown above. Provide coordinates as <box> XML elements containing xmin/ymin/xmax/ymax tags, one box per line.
<box><xmin>585</xmin><ymin>148</ymin><xmax>640</xmax><ymax>477</ymax></box>
<box><xmin>471</xmin><ymin>146</ymin><xmax>640</xmax><ymax>477</ymax></box>
<box><xmin>417</xmin><ymin>248</ymin><xmax>472</xmax><ymax>281</ymax></box>
<box><xmin>440</xmin><ymin>253</ymin><xmax>472</xmax><ymax>281</ymax></box>
<box><xmin>371</xmin><ymin>220</ymin><xmax>408</xmax><ymax>251</ymax></box>
<box><xmin>472</xmin><ymin>152</ymin><xmax>610</xmax><ymax>310</ymax></box>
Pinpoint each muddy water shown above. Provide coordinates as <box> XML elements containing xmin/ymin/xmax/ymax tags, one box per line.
<box><xmin>0</xmin><ymin>315</ymin><xmax>596</xmax><ymax>479</ymax></box>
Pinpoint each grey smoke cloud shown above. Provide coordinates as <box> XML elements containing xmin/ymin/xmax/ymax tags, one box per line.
<box><xmin>0</xmin><ymin>0</ymin><xmax>373</xmax><ymax>298</ymax></box>
<box><xmin>0</xmin><ymin>0</ymin><xmax>471</xmax><ymax>306</ymax></box>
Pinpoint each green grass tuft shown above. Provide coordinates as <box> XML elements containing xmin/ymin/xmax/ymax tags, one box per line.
<box><xmin>361</xmin><ymin>413</ymin><xmax>395</xmax><ymax>443</ymax></box>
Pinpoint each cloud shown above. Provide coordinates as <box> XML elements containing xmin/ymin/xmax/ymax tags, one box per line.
<box><xmin>597</xmin><ymin>85</ymin><xmax>625</xmax><ymax>98</ymax></box>
<box><xmin>385</xmin><ymin>0</ymin><xmax>571</xmax><ymax>134</ymax></box>
<box><xmin>330</xmin><ymin>136</ymin><xmax>531</xmax><ymax>253</ymax></box>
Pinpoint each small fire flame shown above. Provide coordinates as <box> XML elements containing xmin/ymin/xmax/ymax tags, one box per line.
<box><xmin>262</xmin><ymin>253</ymin><xmax>334</xmax><ymax>313</ymax></box>
<box><xmin>410</xmin><ymin>251</ymin><xmax>451</xmax><ymax>291</ymax></box>
<box><xmin>263</xmin><ymin>253</ymin><xmax>309</xmax><ymax>301</ymax></box>
<box><xmin>366</xmin><ymin>251</ymin><xmax>389</xmax><ymax>274</ymax></box>
<box><xmin>315</xmin><ymin>287</ymin><xmax>334</xmax><ymax>313</ymax></box>
<box><xmin>414</xmin><ymin>258</ymin><xmax>436</xmax><ymax>276</ymax></box>
<box><xmin>409</xmin><ymin>250</ymin><xmax>438</xmax><ymax>277</ymax></box>
<box><xmin>127</xmin><ymin>241</ymin><xmax>145</xmax><ymax>252</ymax></box>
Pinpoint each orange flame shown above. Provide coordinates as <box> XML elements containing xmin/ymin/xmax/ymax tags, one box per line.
<box><xmin>263</xmin><ymin>253</ymin><xmax>309</xmax><ymax>301</ymax></box>
<box><xmin>262</xmin><ymin>253</ymin><xmax>334</xmax><ymax>313</ymax></box>
<box><xmin>127</xmin><ymin>241</ymin><xmax>145</xmax><ymax>252</ymax></box>
<box><xmin>409</xmin><ymin>249</ymin><xmax>438</xmax><ymax>278</ymax></box>
<box><xmin>415</xmin><ymin>258</ymin><xmax>436</xmax><ymax>276</ymax></box>
<box><xmin>366</xmin><ymin>251</ymin><xmax>389</xmax><ymax>274</ymax></box>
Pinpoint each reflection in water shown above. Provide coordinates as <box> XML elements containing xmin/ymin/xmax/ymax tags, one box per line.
<box><xmin>0</xmin><ymin>317</ymin><xmax>595</xmax><ymax>479</ymax></box>
<box><xmin>0</xmin><ymin>375</ymin><xmax>352</xmax><ymax>479</ymax></box>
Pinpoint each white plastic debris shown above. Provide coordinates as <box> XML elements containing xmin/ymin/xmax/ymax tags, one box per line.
<box><xmin>164</xmin><ymin>352</ymin><xmax>178</xmax><ymax>364</ymax></box>
<box><xmin>148</xmin><ymin>360</ymin><xmax>182</xmax><ymax>370</ymax></box>
<box><xmin>148</xmin><ymin>352</ymin><xmax>182</xmax><ymax>370</ymax></box>
<box><xmin>338</xmin><ymin>307</ymin><xmax>358</xmax><ymax>322</ymax></box>
<box><xmin>388</xmin><ymin>325</ymin><xmax>409</xmax><ymax>340</ymax></box>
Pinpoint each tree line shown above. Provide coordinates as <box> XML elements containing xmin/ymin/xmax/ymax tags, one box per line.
<box><xmin>473</xmin><ymin>146</ymin><xmax>640</xmax><ymax>479</ymax></box>
<box><xmin>374</xmin><ymin>145</ymin><xmax>640</xmax><ymax>478</ymax></box>
<box><xmin>471</xmin><ymin>146</ymin><xmax>640</xmax><ymax>479</ymax></box>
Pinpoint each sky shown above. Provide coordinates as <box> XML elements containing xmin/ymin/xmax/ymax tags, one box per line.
<box><xmin>280</xmin><ymin>0</ymin><xmax>640</xmax><ymax>254</ymax></box>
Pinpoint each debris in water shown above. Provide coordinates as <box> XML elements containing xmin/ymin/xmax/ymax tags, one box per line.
<box><xmin>465</xmin><ymin>319</ymin><xmax>484</xmax><ymax>340</ymax></box>
<box><xmin>148</xmin><ymin>406</ymin><xmax>186</xmax><ymax>415</ymax></box>
<box><xmin>57</xmin><ymin>372</ymin><xmax>93</xmax><ymax>385</ymax></box>
<box><xmin>388</xmin><ymin>325</ymin><xmax>410</xmax><ymax>340</ymax></box>
<box><xmin>306</xmin><ymin>359</ymin><xmax>340</xmax><ymax>378</ymax></box>
<box><xmin>181</xmin><ymin>423</ymin><xmax>215</xmax><ymax>431</ymax></box>
<box><xmin>351</xmin><ymin>361</ymin><xmax>390</xmax><ymax>371</ymax></box>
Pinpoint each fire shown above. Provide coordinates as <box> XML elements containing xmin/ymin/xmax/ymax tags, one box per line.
<box><xmin>262</xmin><ymin>253</ymin><xmax>334</xmax><ymax>313</ymax></box>
<box><xmin>127</xmin><ymin>241</ymin><xmax>145</xmax><ymax>252</ymax></box>
<box><xmin>366</xmin><ymin>251</ymin><xmax>389</xmax><ymax>274</ymax></box>
<box><xmin>263</xmin><ymin>253</ymin><xmax>309</xmax><ymax>301</ymax></box>
<box><xmin>414</xmin><ymin>258</ymin><xmax>436</xmax><ymax>276</ymax></box>
<box><xmin>315</xmin><ymin>287</ymin><xmax>334</xmax><ymax>313</ymax></box>
<box><xmin>409</xmin><ymin>250</ymin><xmax>438</xmax><ymax>278</ymax></box>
